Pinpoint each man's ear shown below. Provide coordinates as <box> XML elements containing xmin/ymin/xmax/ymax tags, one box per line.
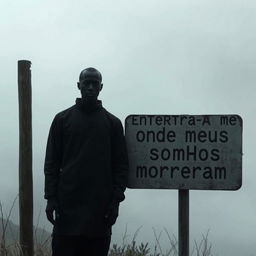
<box><xmin>100</xmin><ymin>83</ymin><xmax>103</xmax><ymax>91</ymax></box>
<box><xmin>77</xmin><ymin>82</ymin><xmax>81</xmax><ymax>90</ymax></box>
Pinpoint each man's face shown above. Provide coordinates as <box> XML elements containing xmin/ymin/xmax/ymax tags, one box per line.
<box><xmin>78</xmin><ymin>79</ymin><xmax>102</xmax><ymax>101</ymax></box>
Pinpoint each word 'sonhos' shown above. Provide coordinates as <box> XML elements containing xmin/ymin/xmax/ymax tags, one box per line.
<box><xmin>150</xmin><ymin>146</ymin><xmax>220</xmax><ymax>161</ymax></box>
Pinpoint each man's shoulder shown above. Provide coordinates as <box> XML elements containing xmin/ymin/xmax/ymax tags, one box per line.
<box><xmin>54</xmin><ymin>105</ymin><xmax>76</xmax><ymax>120</ymax></box>
<box><xmin>102</xmin><ymin>108</ymin><xmax>122</xmax><ymax>125</ymax></box>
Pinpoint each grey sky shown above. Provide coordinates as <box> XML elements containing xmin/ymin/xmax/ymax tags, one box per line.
<box><xmin>1</xmin><ymin>0</ymin><xmax>256</xmax><ymax>255</ymax></box>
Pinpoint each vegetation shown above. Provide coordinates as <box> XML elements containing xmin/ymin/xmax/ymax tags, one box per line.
<box><xmin>0</xmin><ymin>197</ymin><xmax>214</xmax><ymax>256</ymax></box>
<box><xmin>108</xmin><ymin>226</ymin><xmax>214</xmax><ymax>256</ymax></box>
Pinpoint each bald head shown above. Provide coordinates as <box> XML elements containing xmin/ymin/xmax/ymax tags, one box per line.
<box><xmin>79</xmin><ymin>67</ymin><xmax>102</xmax><ymax>83</ymax></box>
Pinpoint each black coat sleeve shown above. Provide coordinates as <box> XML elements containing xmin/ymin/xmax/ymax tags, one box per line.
<box><xmin>111</xmin><ymin>119</ymin><xmax>129</xmax><ymax>203</ymax></box>
<box><xmin>44</xmin><ymin>115</ymin><xmax>62</xmax><ymax>200</ymax></box>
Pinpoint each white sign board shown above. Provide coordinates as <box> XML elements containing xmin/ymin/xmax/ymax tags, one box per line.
<box><xmin>125</xmin><ymin>115</ymin><xmax>242</xmax><ymax>190</ymax></box>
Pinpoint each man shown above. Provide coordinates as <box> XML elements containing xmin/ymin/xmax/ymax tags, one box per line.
<box><xmin>44</xmin><ymin>67</ymin><xmax>128</xmax><ymax>256</ymax></box>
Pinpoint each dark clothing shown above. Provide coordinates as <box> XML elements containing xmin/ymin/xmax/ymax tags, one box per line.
<box><xmin>52</xmin><ymin>234</ymin><xmax>111</xmax><ymax>256</ymax></box>
<box><xmin>44</xmin><ymin>98</ymin><xmax>128</xmax><ymax>237</ymax></box>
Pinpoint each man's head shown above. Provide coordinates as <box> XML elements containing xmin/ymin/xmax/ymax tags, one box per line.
<box><xmin>77</xmin><ymin>67</ymin><xmax>103</xmax><ymax>101</ymax></box>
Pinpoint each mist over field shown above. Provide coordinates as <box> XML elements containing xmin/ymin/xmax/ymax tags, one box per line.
<box><xmin>1</xmin><ymin>1</ymin><xmax>256</xmax><ymax>255</ymax></box>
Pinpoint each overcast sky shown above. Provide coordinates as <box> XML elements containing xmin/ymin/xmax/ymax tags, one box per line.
<box><xmin>1</xmin><ymin>0</ymin><xmax>256</xmax><ymax>255</ymax></box>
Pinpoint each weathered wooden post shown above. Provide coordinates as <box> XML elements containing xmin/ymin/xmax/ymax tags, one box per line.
<box><xmin>18</xmin><ymin>60</ymin><xmax>33</xmax><ymax>256</ymax></box>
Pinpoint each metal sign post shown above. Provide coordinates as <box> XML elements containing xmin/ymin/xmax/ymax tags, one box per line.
<box><xmin>179</xmin><ymin>190</ymin><xmax>189</xmax><ymax>256</ymax></box>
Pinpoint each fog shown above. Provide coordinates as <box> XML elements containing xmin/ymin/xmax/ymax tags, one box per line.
<box><xmin>0</xmin><ymin>0</ymin><xmax>255</xmax><ymax>255</ymax></box>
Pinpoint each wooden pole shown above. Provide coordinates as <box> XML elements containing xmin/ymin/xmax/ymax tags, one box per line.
<box><xmin>18</xmin><ymin>60</ymin><xmax>33</xmax><ymax>256</ymax></box>
<box><xmin>179</xmin><ymin>189</ymin><xmax>189</xmax><ymax>256</ymax></box>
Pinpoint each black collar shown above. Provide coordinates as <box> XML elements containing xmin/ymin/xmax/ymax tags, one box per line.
<box><xmin>75</xmin><ymin>98</ymin><xmax>102</xmax><ymax>113</ymax></box>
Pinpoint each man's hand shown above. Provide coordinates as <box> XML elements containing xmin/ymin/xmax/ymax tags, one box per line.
<box><xmin>45</xmin><ymin>198</ymin><xmax>58</xmax><ymax>225</ymax></box>
<box><xmin>104</xmin><ymin>201</ymin><xmax>119</xmax><ymax>227</ymax></box>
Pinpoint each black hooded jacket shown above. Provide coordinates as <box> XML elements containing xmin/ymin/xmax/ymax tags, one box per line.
<box><xmin>44</xmin><ymin>98</ymin><xmax>128</xmax><ymax>237</ymax></box>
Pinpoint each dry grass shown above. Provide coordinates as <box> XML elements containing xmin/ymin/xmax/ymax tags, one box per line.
<box><xmin>0</xmin><ymin>197</ymin><xmax>214</xmax><ymax>256</ymax></box>
<box><xmin>108</xmin><ymin>225</ymin><xmax>213</xmax><ymax>256</ymax></box>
